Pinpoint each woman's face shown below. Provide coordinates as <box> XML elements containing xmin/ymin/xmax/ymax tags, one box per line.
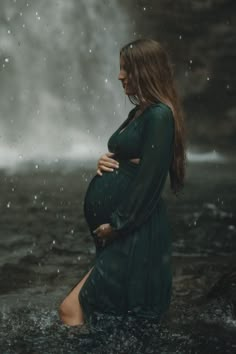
<box><xmin>118</xmin><ymin>55</ymin><xmax>136</xmax><ymax>95</ymax></box>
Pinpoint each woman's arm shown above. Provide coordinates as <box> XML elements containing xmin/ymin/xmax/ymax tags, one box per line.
<box><xmin>109</xmin><ymin>104</ymin><xmax>175</xmax><ymax>236</ymax></box>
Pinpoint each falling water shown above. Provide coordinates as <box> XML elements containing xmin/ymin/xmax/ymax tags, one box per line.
<box><xmin>0</xmin><ymin>0</ymin><xmax>133</xmax><ymax>169</ymax></box>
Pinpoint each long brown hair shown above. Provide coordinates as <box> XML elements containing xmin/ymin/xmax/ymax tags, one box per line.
<box><xmin>120</xmin><ymin>38</ymin><xmax>187</xmax><ymax>196</ymax></box>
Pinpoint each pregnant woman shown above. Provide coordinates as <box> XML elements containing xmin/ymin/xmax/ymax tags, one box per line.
<box><xmin>59</xmin><ymin>38</ymin><xmax>186</xmax><ymax>326</ymax></box>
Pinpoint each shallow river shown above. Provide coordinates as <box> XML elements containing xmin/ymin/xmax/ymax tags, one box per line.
<box><xmin>0</xmin><ymin>159</ymin><xmax>235</xmax><ymax>353</ymax></box>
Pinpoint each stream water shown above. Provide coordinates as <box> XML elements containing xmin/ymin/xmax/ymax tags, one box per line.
<box><xmin>0</xmin><ymin>159</ymin><xmax>235</xmax><ymax>353</ymax></box>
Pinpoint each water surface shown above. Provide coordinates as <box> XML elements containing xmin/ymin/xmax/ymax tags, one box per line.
<box><xmin>0</xmin><ymin>160</ymin><xmax>235</xmax><ymax>353</ymax></box>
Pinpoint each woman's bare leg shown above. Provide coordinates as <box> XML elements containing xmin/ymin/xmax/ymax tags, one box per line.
<box><xmin>58</xmin><ymin>267</ymin><xmax>94</xmax><ymax>326</ymax></box>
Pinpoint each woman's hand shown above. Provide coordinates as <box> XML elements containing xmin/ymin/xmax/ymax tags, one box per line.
<box><xmin>93</xmin><ymin>224</ymin><xmax>118</xmax><ymax>246</ymax></box>
<box><xmin>93</xmin><ymin>223</ymin><xmax>114</xmax><ymax>238</ymax></box>
<box><xmin>96</xmin><ymin>152</ymin><xmax>119</xmax><ymax>176</ymax></box>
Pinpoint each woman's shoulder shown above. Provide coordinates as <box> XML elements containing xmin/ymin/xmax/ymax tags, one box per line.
<box><xmin>141</xmin><ymin>102</ymin><xmax>174</xmax><ymax>138</ymax></box>
<box><xmin>149</xmin><ymin>101</ymin><xmax>172</xmax><ymax>114</ymax></box>
<box><xmin>144</xmin><ymin>102</ymin><xmax>174</xmax><ymax>123</ymax></box>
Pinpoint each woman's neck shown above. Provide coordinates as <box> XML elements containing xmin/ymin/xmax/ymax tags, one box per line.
<box><xmin>139</xmin><ymin>102</ymin><xmax>151</xmax><ymax>112</ymax></box>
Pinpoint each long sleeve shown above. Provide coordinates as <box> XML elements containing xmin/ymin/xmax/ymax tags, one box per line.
<box><xmin>109</xmin><ymin>104</ymin><xmax>175</xmax><ymax>236</ymax></box>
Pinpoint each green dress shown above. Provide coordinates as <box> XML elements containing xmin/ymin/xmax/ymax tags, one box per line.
<box><xmin>80</xmin><ymin>101</ymin><xmax>175</xmax><ymax>324</ymax></box>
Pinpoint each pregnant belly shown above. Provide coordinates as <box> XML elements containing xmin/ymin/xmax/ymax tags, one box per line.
<box><xmin>83</xmin><ymin>160</ymin><xmax>140</xmax><ymax>233</ymax></box>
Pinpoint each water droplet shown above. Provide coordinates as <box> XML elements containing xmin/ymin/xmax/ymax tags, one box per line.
<box><xmin>228</xmin><ymin>225</ymin><xmax>235</xmax><ymax>230</ymax></box>
<box><xmin>4</xmin><ymin>58</ymin><xmax>9</xmax><ymax>63</ymax></box>
<box><xmin>7</xmin><ymin>202</ymin><xmax>11</xmax><ymax>208</ymax></box>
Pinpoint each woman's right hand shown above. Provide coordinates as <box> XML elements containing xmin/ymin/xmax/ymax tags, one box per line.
<box><xmin>96</xmin><ymin>152</ymin><xmax>119</xmax><ymax>176</ymax></box>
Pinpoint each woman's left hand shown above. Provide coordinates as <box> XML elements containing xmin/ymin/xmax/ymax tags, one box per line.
<box><xmin>92</xmin><ymin>223</ymin><xmax>116</xmax><ymax>240</ymax></box>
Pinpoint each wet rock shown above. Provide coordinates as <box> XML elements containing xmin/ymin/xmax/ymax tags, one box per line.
<box><xmin>206</xmin><ymin>268</ymin><xmax>236</xmax><ymax>317</ymax></box>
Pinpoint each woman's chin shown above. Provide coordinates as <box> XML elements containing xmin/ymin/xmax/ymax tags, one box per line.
<box><xmin>124</xmin><ymin>88</ymin><xmax>135</xmax><ymax>95</ymax></box>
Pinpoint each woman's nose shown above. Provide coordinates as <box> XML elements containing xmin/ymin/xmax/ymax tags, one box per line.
<box><xmin>118</xmin><ymin>72</ymin><xmax>123</xmax><ymax>80</ymax></box>
<box><xmin>118</xmin><ymin>70</ymin><xmax>126</xmax><ymax>81</ymax></box>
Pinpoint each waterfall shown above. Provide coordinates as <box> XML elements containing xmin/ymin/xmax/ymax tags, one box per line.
<box><xmin>0</xmin><ymin>0</ymin><xmax>134</xmax><ymax>169</ymax></box>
